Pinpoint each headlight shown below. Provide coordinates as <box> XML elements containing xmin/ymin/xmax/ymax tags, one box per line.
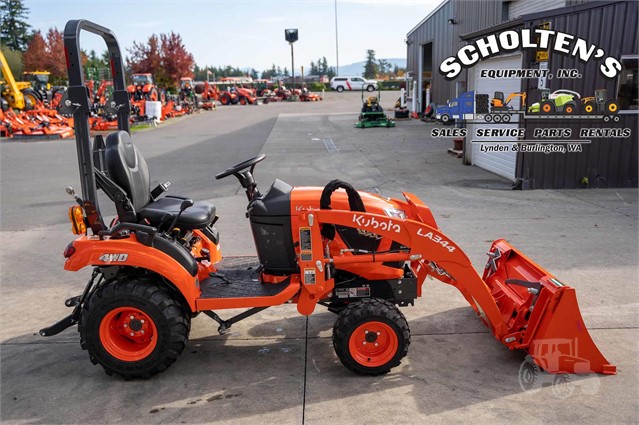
<box><xmin>384</xmin><ymin>207</ymin><xmax>407</xmax><ymax>219</ymax></box>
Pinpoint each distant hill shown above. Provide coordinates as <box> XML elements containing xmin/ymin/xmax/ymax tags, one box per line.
<box><xmin>336</xmin><ymin>58</ymin><xmax>406</xmax><ymax>77</ymax></box>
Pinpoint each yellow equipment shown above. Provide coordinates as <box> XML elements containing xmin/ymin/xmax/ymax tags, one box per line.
<box><xmin>23</xmin><ymin>71</ymin><xmax>51</xmax><ymax>102</ymax></box>
<box><xmin>491</xmin><ymin>91</ymin><xmax>527</xmax><ymax>111</ymax></box>
<box><xmin>0</xmin><ymin>50</ymin><xmax>31</xmax><ymax>110</ymax></box>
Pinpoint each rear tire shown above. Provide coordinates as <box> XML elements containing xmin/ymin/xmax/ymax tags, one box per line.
<box><xmin>79</xmin><ymin>277</ymin><xmax>190</xmax><ymax>379</ymax></box>
<box><xmin>22</xmin><ymin>89</ymin><xmax>40</xmax><ymax>110</ymax></box>
<box><xmin>540</xmin><ymin>100</ymin><xmax>555</xmax><ymax>114</ymax></box>
<box><xmin>605</xmin><ymin>99</ymin><xmax>619</xmax><ymax>114</ymax></box>
<box><xmin>583</xmin><ymin>101</ymin><xmax>596</xmax><ymax>114</ymax></box>
<box><xmin>146</xmin><ymin>88</ymin><xmax>159</xmax><ymax>102</ymax></box>
<box><xmin>333</xmin><ymin>298</ymin><xmax>410</xmax><ymax>376</ymax></box>
<box><xmin>563</xmin><ymin>102</ymin><xmax>576</xmax><ymax>115</ymax></box>
<box><xmin>367</xmin><ymin>85</ymin><xmax>375</xmax><ymax>92</ymax></box>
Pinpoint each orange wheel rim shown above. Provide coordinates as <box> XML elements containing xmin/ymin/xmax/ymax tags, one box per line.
<box><xmin>585</xmin><ymin>105</ymin><xmax>593</xmax><ymax>113</ymax></box>
<box><xmin>348</xmin><ymin>321</ymin><xmax>398</xmax><ymax>367</ymax></box>
<box><xmin>566</xmin><ymin>106</ymin><xmax>573</xmax><ymax>113</ymax></box>
<box><xmin>609</xmin><ymin>104</ymin><xmax>617</xmax><ymax>112</ymax></box>
<box><xmin>542</xmin><ymin>104</ymin><xmax>551</xmax><ymax>112</ymax></box>
<box><xmin>99</xmin><ymin>307</ymin><xmax>157</xmax><ymax>362</ymax></box>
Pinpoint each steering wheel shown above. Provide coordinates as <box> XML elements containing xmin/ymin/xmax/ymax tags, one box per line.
<box><xmin>215</xmin><ymin>154</ymin><xmax>266</xmax><ymax>180</ymax></box>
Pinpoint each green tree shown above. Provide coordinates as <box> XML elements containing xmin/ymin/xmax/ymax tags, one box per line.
<box><xmin>84</xmin><ymin>49</ymin><xmax>110</xmax><ymax>80</ymax></box>
<box><xmin>363</xmin><ymin>49</ymin><xmax>378</xmax><ymax>79</ymax></box>
<box><xmin>319</xmin><ymin>56</ymin><xmax>328</xmax><ymax>74</ymax></box>
<box><xmin>261</xmin><ymin>64</ymin><xmax>277</xmax><ymax>79</ymax></box>
<box><xmin>377</xmin><ymin>59</ymin><xmax>390</xmax><ymax>75</ymax></box>
<box><xmin>0</xmin><ymin>0</ymin><xmax>31</xmax><ymax>51</ymax></box>
<box><xmin>0</xmin><ymin>45</ymin><xmax>23</xmax><ymax>77</ymax></box>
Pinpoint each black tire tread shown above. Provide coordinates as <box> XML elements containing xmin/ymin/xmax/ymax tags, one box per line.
<box><xmin>333</xmin><ymin>298</ymin><xmax>410</xmax><ymax>376</ymax></box>
<box><xmin>79</xmin><ymin>277</ymin><xmax>190</xmax><ymax>379</ymax></box>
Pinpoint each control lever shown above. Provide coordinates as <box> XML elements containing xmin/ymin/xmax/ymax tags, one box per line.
<box><xmin>66</xmin><ymin>186</ymin><xmax>84</xmax><ymax>206</ymax></box>
<box><xmin>159</xmin><ymin>212</ymin><xmax>173</xmax><ymax>232</ymax></box>
<box><xmin>167</xmin><ymin>199</ymin><xmax>194</xmax><ymax>232</ymax></box>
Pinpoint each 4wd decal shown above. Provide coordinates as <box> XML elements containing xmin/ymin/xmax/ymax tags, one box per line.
<box><xmin>417</xmin><ymin>228</ymin><xmax>456</xmax><ymax>253</ymax></box>
<box><xmin>352</xmin><ymin>214</ymin><xmax>401</xmax><ymax>233</ymax></box>
<box><xmin>98</xmin><ymin>253</ymin><xmax>129</xmax><ymax>262</ymax></box>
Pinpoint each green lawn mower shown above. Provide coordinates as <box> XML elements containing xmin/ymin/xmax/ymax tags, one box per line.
<box><xmin>355</xmin><ymin>87</ymin><xmax>395</xmax><ymax>128</ymax></box>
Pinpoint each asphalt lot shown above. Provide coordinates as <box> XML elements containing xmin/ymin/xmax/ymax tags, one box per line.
<box><xmin>1</xmin><ymin>91</ymin><xmax>637</xmax><ymax>424</ymax></box>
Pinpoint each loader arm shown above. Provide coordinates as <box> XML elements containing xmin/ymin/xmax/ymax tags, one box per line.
<box><xmin>0</xmin><ymin>51</ymin><xmax>26</xmax><ymax>110</ymax></box>
<box><xmin>303</xmin><ymin>201</ymin><xmax>615</xmax><ymax>375</ymax></box>
<box><xmin>312</xmin><ymin>209</ymin><xmax>507</xmax><ymax>336</ymax></box>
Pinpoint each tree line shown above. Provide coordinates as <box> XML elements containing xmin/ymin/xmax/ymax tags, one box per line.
<box><xmin>1</xmin><ymin>0</ymin><xmax>404</xmax><ymax>91</ymax></box>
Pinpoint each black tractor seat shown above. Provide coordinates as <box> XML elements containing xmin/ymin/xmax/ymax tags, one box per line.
<box><xmin>104</xmin><ymin>130</ymin><xmax>216</xmax><ymax>230</ymax></box>
<box><xmin>139</xmin><ymin>196</ymin><xmax>216</xmax><ymax>230</ymax></box>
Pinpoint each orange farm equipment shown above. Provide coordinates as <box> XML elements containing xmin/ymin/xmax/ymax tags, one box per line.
<box><xmin>195</xmin><ymin>81</ymin><xmax>219</xmax><ymax>110</ymax></box>
<box><xmin>41</xmin><ymin>20</ymin><xmax>616</xmax><ymax>381</ymax></box>
<box><xmin>127</xmin><ymin>73</ymin><xmax>159</xmax><ymax>102</ymax></box>
<box><xmin>178</xmin><ymin>77</ymin><xmax>200</xmax><ymax>113</ymax></box>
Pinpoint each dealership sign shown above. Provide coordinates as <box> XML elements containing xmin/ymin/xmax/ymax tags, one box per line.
<box><xmin>439</xmin><ymin>28</ymin><xmax>622</xmax><ymax>80</ymax></box>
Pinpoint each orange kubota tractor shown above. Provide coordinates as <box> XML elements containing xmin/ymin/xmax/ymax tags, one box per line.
<box><xmin>127</xmin><ymin>73</ymin><xmax>159</xmax><ymax>101</ymax></box>
<box><xmin>41</xmin><ymin>20</ymin><xmax>616</xmax><ymax>380</ymax></box>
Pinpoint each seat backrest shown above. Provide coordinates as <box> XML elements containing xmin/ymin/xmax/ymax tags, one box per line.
<box><xmin>105</xmin><ymin>130</ymin><xmax>150</xmax><ymax>211</ymax></box>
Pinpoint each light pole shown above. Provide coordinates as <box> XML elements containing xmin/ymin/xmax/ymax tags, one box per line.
<box><xmin>285</xmin><ymin>29</ymin><xmax>298</xmax><ymax>89</ymax></box>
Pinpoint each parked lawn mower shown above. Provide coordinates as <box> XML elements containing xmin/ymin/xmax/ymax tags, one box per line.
<box><xmin>178</xmin><ymin>77</ymin><xmax>200</xmax><ymax>114</ymax></box>
<box><xmin>299</xmin><ymin>86</ymin><xmax>323</xmax><ymax>102</ymax></box>
<box><xmin>41</xmin><ymin>20</ymin><xmax>616</xmax><ymax>381</ymax></box>
<box><xmin>356</xmin><ymin>87</ymin><xmax>395</xmax><ymax>128</ymax></box>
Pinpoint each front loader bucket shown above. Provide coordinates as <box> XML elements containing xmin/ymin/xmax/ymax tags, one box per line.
<box><xmin>482</xmin><ymin>240</ymin><xmax>616</xmax><ymax>375</ymax></box>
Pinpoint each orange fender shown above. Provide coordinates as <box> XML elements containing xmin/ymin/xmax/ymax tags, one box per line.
<box><xmin>64</xmin><ymin>235</ymin><xmax>200</xmax><ymax>311</ymax></box>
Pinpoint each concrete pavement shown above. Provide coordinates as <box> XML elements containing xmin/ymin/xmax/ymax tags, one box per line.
<box><xmin>1</xmin><ymin>91</ymin><xmax>637</xmax><ymax>424</ymax></box>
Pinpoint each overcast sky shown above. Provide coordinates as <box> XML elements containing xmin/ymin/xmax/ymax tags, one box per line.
<box><xmin>26</xmin><ymin>0</ymin><xmax>440</xmax><ymax>72</ymax></box>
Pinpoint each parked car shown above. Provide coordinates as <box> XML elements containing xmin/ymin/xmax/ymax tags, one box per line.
<box><xmin>330</xmin><ymin>76</ymin><xmax>378</xmax><ymax>92</ymax></box>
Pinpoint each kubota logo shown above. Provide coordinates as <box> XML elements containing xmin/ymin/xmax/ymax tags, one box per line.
<box><xmin>352</xmin><ymin>214</ymin><xmax>401</xmax><ymax>233</ymax></box>
<box><xmin>98</xmin><ymin>253</ymin><xmax>128</xmax><ymax>262</ymax></box>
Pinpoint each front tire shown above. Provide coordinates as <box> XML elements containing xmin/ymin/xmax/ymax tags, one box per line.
<box><xmin>337</xmin><ymin>86</ymin><xmax>344</xmax><ymax>93</ymax></box>
<box><xmin>333</xmin><ymin>298</ymin><xmax>410</xmax><ymax>376</ymax></box>
<box><xmin>79</xmin><ymin>277</ymin><xmax>190</xmax><ymax>379</ymax></box>
<box><xmin>367</xmin><ymin>85</ymin><xmax>375</xmax><ymax>92</ymax></box>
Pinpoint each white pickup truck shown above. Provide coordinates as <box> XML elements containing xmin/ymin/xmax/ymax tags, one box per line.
<box><xmin>330</xmin><ymin>76</ymin><xmax>378</xmax><ymax>92</ymax></box>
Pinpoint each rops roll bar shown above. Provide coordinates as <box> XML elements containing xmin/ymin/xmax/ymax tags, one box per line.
<box><xmin>63</xmin><ymin>19</ymin><xmax>131</xmax><ymax>233</ymax></box>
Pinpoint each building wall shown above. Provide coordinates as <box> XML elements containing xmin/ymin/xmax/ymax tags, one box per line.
<box><xmin>508</xmin><ymin>0</ymin><xmax>567</xmax><ymax>19</ymax></box>
<box><xmin>517</xmin><ymin>0</ymin><xmax>639</xmax><ymax>189</ymax></box>
<box><xmin>406</xmin><ymin>0</ymin><xmax>503</xmax><ymax>107</ymax></box>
